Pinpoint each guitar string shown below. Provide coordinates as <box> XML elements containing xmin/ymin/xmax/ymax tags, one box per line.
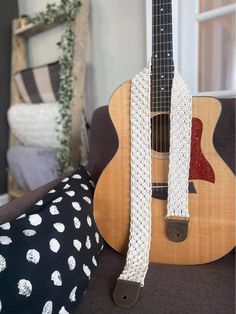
<box><xmin>157</xmin><ymin>0</ymin><xmax>160</xmax><ymax>176</ymax></box>
<box><xmin>154</xmin><ymin>3</ymin><xmax>162</xmax><ymax>167</ymax></box>
<box><xmin>152</xmin><ymin>0</ymin><xmax>157</xmax><ymax>185</ymax></box>
<box><xmin>161</xmin><ymin>0</ymin><xmax>165</xmax><ymax>182</ymax></box>
<box><xmin>160</xmin><ymin>0</ymin><xmax>163</xmax><ymax>171</ymax></box>
<box><xmin>151</xmin><ymin>0</ymin><xmax>154</xmax><ymax>187</ymax></box>
<box><xmin>153</xmin><ymin>0</ymin><xmax>157</xmax><ymax>181</ymax></box>
<box><xmin>158</xmin><ymin>0</ymin><xmax>161</xmax><ymax>183</ymax></box>
<box><xmin>166</xmin><ymin>3</ymin><xmax>173</xmax><ymax>182</ymax></box>
<box><xmin>164</xmin><ymin>0</ymin><xmax>167</xmax><ymax>185</ymax></box>
<box><xmin>169</xmin><ymin>1</ymin><xmax>174</xmax><ymax>181</ymax></box>
<box><xmin>165</xmin><ymin>1</ymin><xmax>170</xmax><ymax>175</ymax></box>
<box><xmin>163</xmin><ymin>0</ymin><xmax>166</xmax><ymax>182</ymax></box>
<box><xmin>162</xmin><ymin>1</ymin><xmax>172</xmax><ymax>186</ymax></box>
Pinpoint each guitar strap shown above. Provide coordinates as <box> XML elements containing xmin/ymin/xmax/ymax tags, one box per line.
<box><xmin>113</xmin><ymin>64</ymin><xmax>192</xmax><ymax>308</ymax></box>
<box><xmin>167</xmin><ymin>69</ymin><xmax>192</xmax><ymax>218</ymax></box>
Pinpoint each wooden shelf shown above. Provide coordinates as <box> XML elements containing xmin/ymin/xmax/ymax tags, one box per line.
<box><xmin>14</xmin><ymin>13</ymin><xmax>66</xmax><ymax>38</ymax></box>
<box><xmin>8</xmin><ymin>172</ymin><xmax>27</xmax><ymax>200</ymax></box>
<box><xmin>8</xmin><ymin>1</ymin><xmax>91</xmax><ymax>199</ymax></box>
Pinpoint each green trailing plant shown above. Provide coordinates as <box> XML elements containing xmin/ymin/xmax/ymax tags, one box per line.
<box><xmin>27</xmin><ymin>0</ymin><xmax>81</xmax><ymax>173</ymax></box>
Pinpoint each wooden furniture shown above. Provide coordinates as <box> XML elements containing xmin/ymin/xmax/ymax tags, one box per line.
<box><xmin>8</xmin><ymin>0</ymin><xmax>90</xmax><ymax>199</ymax></box>
<box><xmin>0</xmin><ymin>1</ymin><xmax>18</xmax><ymax>195</ymax></box>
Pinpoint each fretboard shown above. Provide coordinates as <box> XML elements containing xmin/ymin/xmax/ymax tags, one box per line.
<box><xmin>151</xmin><ymin>0</ymin><xmax>174</xmax><ymax>112</ymax></box>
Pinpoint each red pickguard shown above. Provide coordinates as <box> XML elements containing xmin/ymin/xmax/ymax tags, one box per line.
<box><xmin>189</xmin><ymin>118</ymin><xmax>215</xmax><ymax>183</ymax></box>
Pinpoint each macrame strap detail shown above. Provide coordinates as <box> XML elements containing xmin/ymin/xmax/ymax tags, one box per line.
<box><xmin>113</xmin><ymin>63</ymin><xmax>152</xmax><ymax>307</ymax></box>
<box><xmin>167</xmin><ymin>68</ymin><xmax>192</xmax><ymax>218</ymax></box>
<box><xmin>113</xmin><ymin>66</ymin><xmax>192</xmax><ymax>308</ymax></box>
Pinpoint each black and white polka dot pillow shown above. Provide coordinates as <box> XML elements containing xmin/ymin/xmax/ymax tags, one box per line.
<box><xmin>0</xmin><ymin>166</ymin><xmax>103</xmax><ymax>314</ymax></box>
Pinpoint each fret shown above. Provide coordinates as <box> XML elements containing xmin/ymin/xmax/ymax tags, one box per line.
<box><xmin>152</xmin><ymin>61</ymin><xmax>173</xmax><ymax>65</ymax></box>
<box><xmin>151</xmin><ymin>102</ymin><xmax>172</xmax><ymax>105</ymax></box>
<box><xmin>152</xmin><ymin>98</ymin><xmax>172</xmax><ymax>102</ymax></box>
<box><xmin>151</xmin><ymin>82</ymin><xmax>171</xmax><ymax>92</ymax></box>
<box><xmin>151</xmin><ymin>100</ymin><xmax>171</xmax><ymax>102</ymax></box>
<box><xmin>152</xmin><ymin>69</ymin><xmax>174</xmax><ymax>73</ymax></box>
<box><xmin>151</xmin><ymin>94</ymin><xmax>172</xmax><ymax>97</ymax></box>
<box><xmin>152</xmin><ymin>43</ymin><xmax>173</xmax><ymax>50</ymax></box>
<box><xmin>151</xmin><ymin>85</ymin><xmax>171</xmax><ymax>91</ymax></box>
<box><xmin>151</xmin><ymin>79</ymin><xmax>173</xmax><ymax>83</ymax></box>
<box><xmin>151</xmin><ymin>105</ymin><xmax>171</xmax><ymax>108</ymax></box>
<box><xmin>152</xmin><ymin>41</ymin><xmax>173</xmax><ymax>45</ymax></box>
<box><xmin>152</xmin><ymin>62</ymin><xmax>174</xmax><ymax>66</ymax></box>
<box><xmin>152</xmin><ymin>2</ymin><xmax>172</xmax><ymax>6</ymax></box>
<box><xmin>151</xmin><ymin>85</ymin><xmax>172</xmax><ymax>88</ymax></box>
<box><xmin>151</xmin><ymin>107</ymin><xmax>171</xmax><ymax>111</ymax></box>
<box><xmin>152</xmin><ymin>96</ymin><xmax>172</xmax><ymax>99</ymax></box>
<box><xmin>151</xmin><ymin>109</ymin><xmax>171</xmax><ymax>112</ymax></box>
<box><xmin>151</xmin><ymin>101</ymin><xmax>171</xmax><ymax>104</ymax></box>
<box><xmin>153</xmin><ymin>13</ymin><xmax>173</xmax><ymax>17</ymax></box>
<box><xmin>151</xmin><ymin>84</ymin><xmax>173</xmax><ymax>88</ymax></box>
<box><xmin>152</xmin><ymin>49</ymin><xmax>174</xmax><ymax>55</ymax></box>
<box><xmin>152</xmin><ymin>57</ymin><xmax>174</xmax><ymax>62</ymax></box>
<box><xmin>151</xmin><ymin>109</ymin><xmax>171</xmax><ymax>113</ymax></box>
<box><xmin>151</xmin><ymin>81</ymin><xmax>173</xmax><ymax>85</ymax></box>
<box><xmin>153</xmin><ymin>50</ymin><xmax>173</xmax><ymax>55</ymax></box>
<box><xmin>151</xmin><ymin>93</ymin><xmax>172</xmax><ymax>97</ymax></box>
<box><xmin>151</xmin><ymin>104</ymin><xmax>171</xmax><ymax>108</ymax></box>
<box><xmin>151</xmin><ymin>71</ymin><xmax>174</xmax><ymax>75</ymax></box>
<box><xmin>153</xmin><ymin>34</ymin><xmax>173</xmax><ymax>42</ymax></box>
<box><xmin>152</xmin><ymin>72</ymin><xmax>174</xmax><ymax>76</ymax></box>
<box><xmin>152</xmin><ymin>79</ymin><xmax>174</xmax><ymax>83</ymax></box>
<box><xmin>152</xmin><ymin>23</ymin><xmax>172</xmax><ymax>27</ymax></box>
<box><xmin>151</xmin><ymin>107</ymin><xmax>171</xmax><ymax>110</ymax></box>
<box><xmin>151</xmin><ymin>83</ymin><xmax>173</xmax><ymax>87</ymax></box>
<box><xmin>152</xmin><ymin>32</ymin><xmax>173</xmax><ymax>36</ymax></box>
<box><xmin>152</xmin><ymin>41</ymin><xmax>173</xmax><ymax>51</ymax></box>
<box><xmin>151</xmin><ymin>103</ymin><xmax>171</xmax><ymax>107</ymax></box>
<box><xmin>152</xmin><ymin>81</ymin><xmax>173</xmax><ymax>86</ymax></box>
<box><xmin>153</xmin><ymin>18</ymin><xmax>172</xmax><ymax>27</ymax></box>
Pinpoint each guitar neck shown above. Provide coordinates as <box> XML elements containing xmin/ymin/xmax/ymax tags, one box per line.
<box><xmin>151</xmin><ymin>0</ymin><xmax>174</xmax><ymax>112</ymax></box>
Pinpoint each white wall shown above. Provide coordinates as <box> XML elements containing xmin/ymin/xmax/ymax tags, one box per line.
<box><xmin>18</xmin><ymin>0</ymin><xmax>147</xmax><ymax>118</ymax></box>
<box><xmin>90</xmin><ymin>0</ymin><xmax>146</xmax><ymax>111</ymax></box>
<box><xmin>178</xmin><ymin>0</ymin><xmax>198</xmax><ymax>94</ymax></box>
<box><xmin>18</xmin><ymin>0</ymin><xmax>63</xmax><ymax>66</ymax></box>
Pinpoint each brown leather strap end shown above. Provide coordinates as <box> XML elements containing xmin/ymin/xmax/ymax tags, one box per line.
<box><xmin>166</xmin><ymin>218</ymin><xmax>189</xmax><ymax>242</ymax></box>
<box><xmin>113</xmin><ymin>279</ymin><xmax>141</xmax><ymax>308</ymax></box>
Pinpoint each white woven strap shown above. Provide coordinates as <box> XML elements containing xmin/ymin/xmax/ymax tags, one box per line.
<box><xmin>118</xmin><ymin>63</ymin><xmax>152</xmax><ymax>286</ymax></box>
<box><xmin>114</xmin><ymin>65</ymin><xmax>192</xmax><ymax>308</ymax></box>
<box><xmin>167</xmin><ymin>69</ymin><xmax>192</xmax><ymax>218</ymax></box>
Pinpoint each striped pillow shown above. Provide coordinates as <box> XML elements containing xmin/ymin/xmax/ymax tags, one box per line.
<box><xmin>14</xmin><ymin>61</ymin><xmax>60</xmax><ymax>103</ymax></box>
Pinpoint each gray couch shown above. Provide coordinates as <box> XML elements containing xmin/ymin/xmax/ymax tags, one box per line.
<box><xmin>0</xmin><ymin>105</ymin><xmax>235</xmax><ymax>314</ymax></box>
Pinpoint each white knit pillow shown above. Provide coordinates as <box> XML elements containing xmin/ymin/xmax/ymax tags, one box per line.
<box><xmin>8</xmin><ymin>103</ymin><xmax>61</xmax><ymax>149</ymax></box>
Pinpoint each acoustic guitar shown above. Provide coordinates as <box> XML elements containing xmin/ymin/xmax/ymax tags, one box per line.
<box><xmin>93</xmin><ymin>0</ymin><xmax>235</xmax><ymax>265</ymax></box>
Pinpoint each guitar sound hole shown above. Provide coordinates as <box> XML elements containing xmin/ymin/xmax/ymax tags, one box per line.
<box><xmin>151</xmin><ymin>114</ymin><xmax>170</xmax><ymax>153</ymax></box>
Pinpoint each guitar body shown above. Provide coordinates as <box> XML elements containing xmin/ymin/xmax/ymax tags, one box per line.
<box><xmin>94</xmin><ymin>80</ymin><xmax>235</xmax><ymax>265</ymax></box>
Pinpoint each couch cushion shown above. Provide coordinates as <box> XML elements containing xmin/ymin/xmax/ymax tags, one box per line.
<box><xmin>14</xmin><ymin>61</ymin><xmax>60</xmax><ymax>104</ymax></box>
<box><xmin>0</xmin><ymin>167</ymin><xmax>103</xmax><ymax>314</ymax></box>
<box><xmin>7</xmin><ymin>146</ymin><xmax>59</xmax><ymax>191</ymax></box>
